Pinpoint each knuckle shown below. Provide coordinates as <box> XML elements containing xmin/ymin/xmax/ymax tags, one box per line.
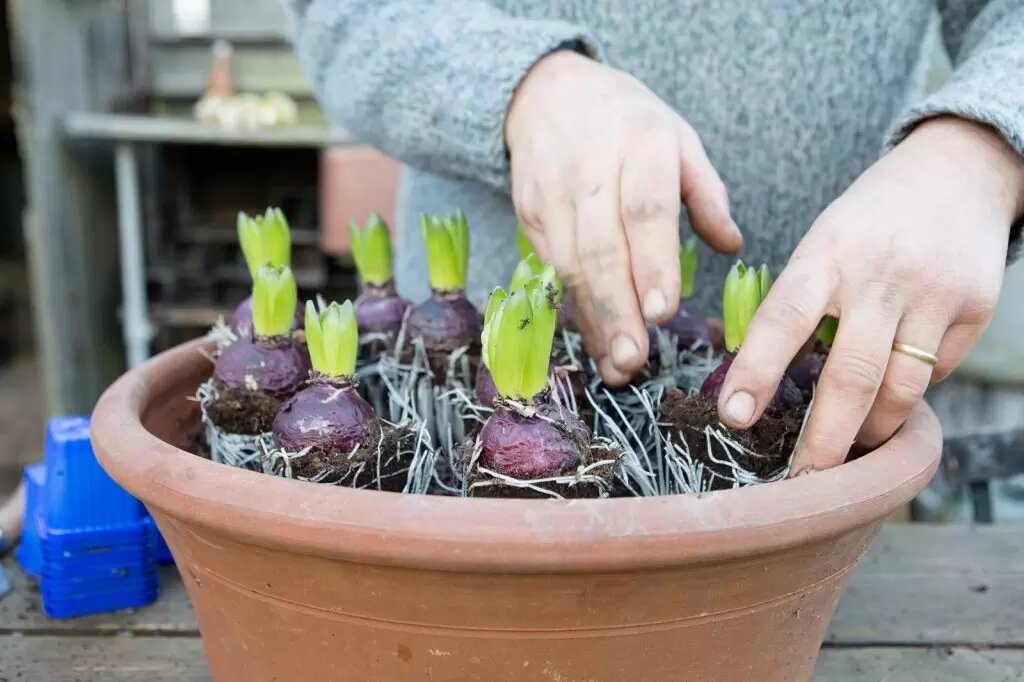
<box><xmin>879</xmin><ymin>372</ymin><xmax>925</xmax><ymax>410</ymax></box>
<box><xmin>832</xmin><ymin>350</ymin><xmax>886</xmax><ymax>397</ymax></box>
<box><xmin>577</xmin><ymin>244</ymin><xmax>626</xmax><ymax>273</ymax></box>
<box><xmin>758</xmin><ymin>294</ymin><xmax>819</xmax><ymax>332</ymax></box>
<box><xmin>624</xmin><ymin>108</ymin><xmax>667</xmax><ymax>137</ymax></box>
<box><xmin>802</xmin><ymin>430</ymin><xmax>849</xmax><ymax>467</ymax></box>
<box><xmin>958</xmin><ymin>293</ymin><xmax>997</xmax><ymax>326</ymax></box>
<box><xmin>622</xmin><ymin>197</ymin><xmax>671</xmax><ymax>224</ymax></box>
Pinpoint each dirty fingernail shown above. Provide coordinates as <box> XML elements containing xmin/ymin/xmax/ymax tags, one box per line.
<box><xmin>642</xmin><ymin>289</ymin><xmax>667</xmax><ymax>321</ymax></box>
<box><xmin>610</xmin><ymin>335</ymin><xmax>639</xmax><ymax>368</ymax></box>
<box><xmin>723</xmin><ymin>391</ymin><xmax>755</xmax><ymax>425</ymax></box>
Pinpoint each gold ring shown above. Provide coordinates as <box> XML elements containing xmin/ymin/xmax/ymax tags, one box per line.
<box><xmin>892</xmin><ymin>342</ymin><xmax>938</xmax><ymax>366</ymax></box>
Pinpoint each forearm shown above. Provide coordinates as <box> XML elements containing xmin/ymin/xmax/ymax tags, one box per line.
<box><xmin>283</xmin><ymin>0</ymin><xmax>598</xmax><ymax>191</ymax></box>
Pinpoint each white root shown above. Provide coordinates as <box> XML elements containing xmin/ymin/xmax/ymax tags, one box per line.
<box><xmin>194</xmin><ymin>378</ymin><xmax>269</xmax><ymax>470</ymax></box>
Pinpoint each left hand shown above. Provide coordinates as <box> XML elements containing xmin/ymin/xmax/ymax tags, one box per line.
<box><xmin>717</xmin><ymin>117</ymin><xmax>1024</xmax><ymax>474</ymax></box>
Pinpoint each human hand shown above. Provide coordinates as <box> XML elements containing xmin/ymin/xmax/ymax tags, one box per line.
<box><xmin>718</xmin><ymin>117</ymin><xmax>1024</xmax><ymax>474</ymax></box>
<box><xmin>505</xmin><ymin>51</ymin><xmax>742</xmax><ymax>385</ymax></box>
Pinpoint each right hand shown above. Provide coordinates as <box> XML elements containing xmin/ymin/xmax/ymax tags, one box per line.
<box><xmin>505</xmin><ymin>51</ymin><xmax>742</xmax><ymax>385</ymax></box>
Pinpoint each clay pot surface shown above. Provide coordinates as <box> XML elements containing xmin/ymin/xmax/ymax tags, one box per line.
<box><xmin>92</xmin><ymin>339</ymin><xmax>941</xmax><ymax>682</ymax></box>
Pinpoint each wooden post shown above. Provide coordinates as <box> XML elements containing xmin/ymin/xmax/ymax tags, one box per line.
<box><xmin>10</xmin><ymin>0</ymin><xmax>132</xmax><ymax>415</ymax></box>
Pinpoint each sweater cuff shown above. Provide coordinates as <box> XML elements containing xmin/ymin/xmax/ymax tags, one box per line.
<box><xmin>884</xmin><ymin>88</ymin><xmax>1024</xmax><ymax>263</ymax></box>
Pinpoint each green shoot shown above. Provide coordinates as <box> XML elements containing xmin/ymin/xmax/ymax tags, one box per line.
<box><xmin>251</xmin><ymin>265</ymin><xmax>297</xmax><ymax>338</ymax></box>
<box><xmin>421</xmin><ymin>210</ymin><xmax>470</xmax><ymax>291</ymax></box>
<box><xmin>481</xmin><ymin>277</ymin><xmax>558</xmax><ymax>402</ymax></box>
<box><xmin>817</xmin><ymin>315</ymin><xmax>839</xmax><ymax>347</ymax></box>
<box><xmin>349</xmin><ymin>213</ymin><xmax>393</xmax><ymax>286</ymax></box>
<box><xmin>756</xmin><ymin>264</ymin><xmax>773</xmax><ymax>300</ymax></box>
<box><xmin>238</xmin><ymin>208</ymin><xmax>291</xmax><ymax>279</ymax></box>
<box><xmin>515</xmin><ymin>225</ymin><xmax>534</xmax><ymax>259</ymax></box>
<box><xmin>305</xmin><ymin>299</ymin><xmax>358</xmax><ymax>378</ymax></box>
<box><xmin>722</xmin><ymin>261</ymin><xmax>771</xmax><ymax>353</ymax></box>
<box><xmin>509</xmin><ymin>254</ymin><xmax>563</xmax><ymax>303</ymax></box>
<box><xmin>679</xmin><ymin>237</ymin><xmax>699</xmax><ymax>299</ymax></box>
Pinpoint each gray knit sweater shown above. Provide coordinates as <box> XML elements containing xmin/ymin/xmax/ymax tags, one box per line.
<box><xmin>284</xmin><ymin>1</ymin><xmax>1024</xmax><ymax>313</ymax></box>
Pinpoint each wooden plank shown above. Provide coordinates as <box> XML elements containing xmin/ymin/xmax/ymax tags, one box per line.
<box><xmin>147</xmin><ymin>0</ymin><xmax>290</xmax><ymax>41</ymax></box>
<box><xmin>0</xmin><ymin>635</ymin><xmax>209</xmax><ymax>680</ymax></box>
<box><xmin>149</xmin><ymin>43</ymin><xmax>310</xmax><ymax>97</ymax></box>
<box><xmin>0</xmin><ymin>559</ymin><xmax>198</xmax><ymax>635</ymax></box>
<box><xmin>827</xmin><ymin>524</ymin><xmax>1024</xmax><ymax>646</ymax></box>
<box><xmin>64</xmin><ymin>112</ymin><xmax>352</xmax><ymax>147</ymax></box>
<box><xmin>13</xmin><ymin>1</ymin><xmax>133</xmax><ymax>415</ymax></box>
<box><xmin>814</xmin><ymin>647</ymin><xmax>1024</xmax><ymax>681</ymax></box>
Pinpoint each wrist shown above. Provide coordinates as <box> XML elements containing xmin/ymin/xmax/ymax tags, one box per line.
<box><xmin>505</xmin><ymin>50</ymin><xmax>592</xmax><ymax>148</ymax></box>
<box><xmin>908</xmin><ymin>117</ymin><xmax>1024</xmax><ymax>223</ymax></box>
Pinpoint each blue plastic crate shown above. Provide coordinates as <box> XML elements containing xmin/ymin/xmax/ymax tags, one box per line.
<box><xmin>43</xmin><ymin>517</ymin><xmax>155</xmax><ymax>557</ymax></box>
<box><xmin>41</xmin><ymin>575</ymin><xmax>158</xmax><ymax>619</ymax></box>
<box><xmin>44</xmin><ymin>416</ymin><xmax>145</xmax><ymax>531</ymax></box>
<box><xmin>14</xmin><ymin>462</ymin><xmax>46</xmax><ymax>579</ymax></box>
<box><xmin>152</xmin><ymin>528</ymin><xmax>174</xmax><ymax>565</ymax></box>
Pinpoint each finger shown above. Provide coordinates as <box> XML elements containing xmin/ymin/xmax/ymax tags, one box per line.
<box><xmin>790</xmin><ymin>300</ymin><xmax>902</xmax><ymax>474</ymax></box>
<box><xmin>857</xmin><ymin>315</ymin><xmax>944</xmax><ymax>447</ymax></box>
<box><xmin>677</xmin><ymin>123</ymin><xmax>742</xmax><ymax>254</ymax></box>
<box><xmin>511</xmin><ymin>176</ymin><xmax>552</xmax><ymax>261</ymax></box>
<box><xmin>932</xmin><ymin>321</ymin><xmax>985</xmax><ymax>383</ymax></box>
<box><xmin>575</xmin><ymin>175</ymin><xmax>648</xmax><ymax>382</ymax></box>
<box><xmin>534</xmin><ymin>195</ymin><xmax>615</xmax><ymax>375</ymax></box>
<box><xmin>719</xmin><ymin>262</ymin><xmax>833</xmax><ymax>428</ymax></box>
<box><xmin>620</xmin><ymin>134</ymin><xmax>682</xmax><ymax>324</ymax></box>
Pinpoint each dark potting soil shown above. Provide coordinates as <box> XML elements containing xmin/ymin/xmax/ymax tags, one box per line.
<box><xmin>206</xmin><ymin>384</ymin><xmax>282</xmax><ymax>435</ymax></box>
<box><xmin>286</xmin><ymin>423</ymin><xmax>416</xmax><ymax>491</ymax></box>
<box><xmin>660</xmin><ymin>389</ymin><xmax>804</xmax><ymax>490</ymax></box>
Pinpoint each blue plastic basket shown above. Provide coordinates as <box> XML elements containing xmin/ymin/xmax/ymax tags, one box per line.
<box><xmin>12</xmin><ymin>417</ymin><xmax>162</xmax><ymax>618</ymax></box>
<box><xmin>153</xmin><ymin>529</ymin><xmax>174</xmax><ymax>565</ymax></box>
<box><xmin>44</xmin><ymin>416</ymin><xmax>146</xmax><ymax>531</ymax></box>
<box><xmin>41</xmin><ymin>575</ymin><xmax>159</xmax><ymax>619</ymax></box>
<box><xmin>14</xmin><ymin>462</ymin><xmax>46</xmax><ymax>579</ymax></box>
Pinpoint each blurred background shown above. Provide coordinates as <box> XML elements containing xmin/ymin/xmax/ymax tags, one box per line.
<box><xmin>0</xmin><ymin>0</ymin><xmax>1020</xmax><ymax>522</ymax></box>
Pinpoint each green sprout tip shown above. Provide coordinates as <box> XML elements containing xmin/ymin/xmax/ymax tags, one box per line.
<box><xmin>509</xmin><ymin>254</ymin><xmax>563</xmax><ymax>304</ymax></box>
<box><xmin>817</xmin><ymin>315</ymin><xmax>839</xmax><ymax>347</ymax></box>
<box><xmin>722</xmin><ymin>261</ymin><xmax>771</xmax><ymax>353</ymax></box>
<box><xmin>515</xmin><ymin>225</ymin><xmax>534</xmax><ymax>259</ymax></box>
<box><xmin>238</xmin><ymin>207</ymin><xmax>291</xmax><ymax>279</ymax></box>
<box><xmin>305</xmin><ymin>299</ymin><xmax>358</xmax><ymax>378</ymax></box>
<box><xmin>481</xmin><ymin>277</ymin><xmax>558</xmax><ymax>402</ymax></box>
<box><xmin>349</xmin><ymin>213</ymin><xmax>393</xmax><ymax>286</ymax></box>
<box><xmin>420</xmin><ymin>210</ymin><xmax>470</xmax><ymax>291</ymax></box>
<box><xmin>679</xmin><ymin>237</ymin><xmax>699</xmax><ymax>299</ymax></box>
<box><xmin>251</xmin><ymin>264</ymin><xmax>297</xmax><ymax>338</ymax></box>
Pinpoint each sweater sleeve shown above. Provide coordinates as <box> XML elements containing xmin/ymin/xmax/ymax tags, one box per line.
<box><xmin>282</xmin><ymin>0</ymin><xmax>599</xmax><ymax>192</ymax></box>
<box><xmin>885</xmin><ymin>0</ymin><xmax>1024</xmax><ymax>260</ymax></box>
<box><xmin>887</xmin><ymin>1</ymin><xmax>1024</xmax><ymax>158</ymax></box>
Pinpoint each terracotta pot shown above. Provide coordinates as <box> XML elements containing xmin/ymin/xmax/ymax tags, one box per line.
<box><xmin>91</xmin><ymin>339</ymin><xmax>941</xmax><ymax>682</ymax></box>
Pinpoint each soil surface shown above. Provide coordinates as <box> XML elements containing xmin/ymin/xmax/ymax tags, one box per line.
<box><xmin>206</xmin><ymin>384</ymin><xmax>282</xmax><ymax>435</ymax></box>
<box><xmin>286</xmin><ymin>424</ymin><xmax>415</xmax><ymax>491</ymax></box>
<box><xmin>661</xmin><ymin>389</ymin><xmax>804</xmax><ymax>490</ymax></box>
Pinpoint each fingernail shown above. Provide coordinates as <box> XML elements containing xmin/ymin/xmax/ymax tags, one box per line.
<box><xmin>724</xmin><ymin>391</ymin><xmax>755</xmax><ymax>426</ymax></box>
<box><xmin>642</xmin><ymin>289</ymin><xmax>667</xmax><ymax>321</ymax></box>
<box><xmin>611</xmin><ymin>335</ymin><xmax>639</xmax><ymax>368</ymax></box>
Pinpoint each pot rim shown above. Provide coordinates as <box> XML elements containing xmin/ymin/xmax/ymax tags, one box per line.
<box><xmin>92</xmin><ymin>339</ymin><xmax>941</xmax><ymax>573</ymax></box>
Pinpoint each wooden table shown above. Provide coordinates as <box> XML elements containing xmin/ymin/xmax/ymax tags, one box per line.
<box><xmin>1</xmin><ymin>524</ymin><xmax>1020</xmax><ymax>681</ymax></box>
